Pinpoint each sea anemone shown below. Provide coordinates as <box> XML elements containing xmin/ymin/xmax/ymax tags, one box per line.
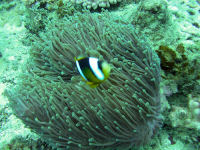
<box><xmin>5</xmin><ymin>12</ymin><xmax>162</xmax><ymax>149</ymax></box>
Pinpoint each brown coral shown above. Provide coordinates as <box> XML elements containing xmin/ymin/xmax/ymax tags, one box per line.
<box><xmin>156</xmin><ymin>44</ymin><xmax>200</xmax><ymax>94</ymax></box>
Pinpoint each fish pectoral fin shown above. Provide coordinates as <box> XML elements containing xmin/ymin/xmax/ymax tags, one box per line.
<box><xmin>81</xmin><ymin>77</ymin><xmax>87</xmax><ymax>82</ymax></box>
<box><xmin>86</xmin><ymin>82</ymin><xmax>99</xmax><ymax>88</ymax></box>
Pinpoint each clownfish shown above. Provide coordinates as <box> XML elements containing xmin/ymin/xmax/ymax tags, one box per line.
<box><xmin>75</xmin><ymin>57</ymin><xmax>111</xmax><ymax>88</ymax></box>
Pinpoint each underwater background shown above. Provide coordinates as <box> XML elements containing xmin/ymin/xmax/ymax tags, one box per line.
<box><xmin>0</xmin><ymin>0</ymin><xmax>199</xmax><ymax>149</ymax></box>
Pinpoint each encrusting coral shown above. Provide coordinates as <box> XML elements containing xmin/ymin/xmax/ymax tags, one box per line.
<box><xmin>188</xmin><ymin>95</ymin><xmax>200</xmax><ymax>122</ymax></box>
<box><xmin>168</xmin><ymin>94</ymin><xmax>200</xmax><ymax>131</ymax></box>
<box><xmin>5</xmin><ymin>12</ymin><xmax>162</xmax><ymax>149</ymax></box>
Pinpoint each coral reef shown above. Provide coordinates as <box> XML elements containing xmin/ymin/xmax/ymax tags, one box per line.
<box><xmin>188</xmin><ymin>95</ymin><xmax>200</xmax><ymax>125</ymax></box>
<box><xmin>70</xmin><ymin>0</ymin><xmax>122</xmax><ymax>9</ymax></box>
<box><xmin>132</xmin><ymin>0</ymin><xmax>178</xmax><ymax>48</ymax></box>
<box><xmin>0</xmin><ymin>0</ymin><xmax>24</xmax><ymax>27</ymax></box>
<box><xmin>1</xmin><ymin>0</ymin><xmax>199</xmax><ymax>149</ymax></box>
<box><xmin>156</xmin><ymin>44</ymin><xmax>200</xmax><ymax>95</ymax></box>
<box><xmin>0</xmin><ymin>0</ymin><xmax>16</xmax><ymax>11</ymax></box>
<box><xmin>168</xmin><ymin>0</ymin><xmax>200</xmax><ymax>51</ymax></box>
<box><xmin>1</xmin><ymin>137</ymin><xmax>54</xmax><ymax>150</ymax></box>
<box><xmin>23</xmin><ymin>0</ymin><xmax>79</xmax><ymax>34</ymax></box>
<box><xmin>5</xmin><ymin>12</ymin><xmax>162</xmax><ymax>149</ymax></box>
<box><xmin>133</xmin><ymin>0</ymin><xmax>170</xmax><ymax>27</ymax></box>
<box><xmin>165</xmin><ymin>94</ymin><xmax>200</xmax><ymax>148</ymax></box>
<box><xmin>24</xmin><ymin>0</ymin><xmax>123</xmax><ymax>10</ymax></box>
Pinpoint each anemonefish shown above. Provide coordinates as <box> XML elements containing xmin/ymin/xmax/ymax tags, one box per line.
<box><xmin>75</xmin><ymin>57</ymin><xmax>111</xmax><ymax>88</ymax></box>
